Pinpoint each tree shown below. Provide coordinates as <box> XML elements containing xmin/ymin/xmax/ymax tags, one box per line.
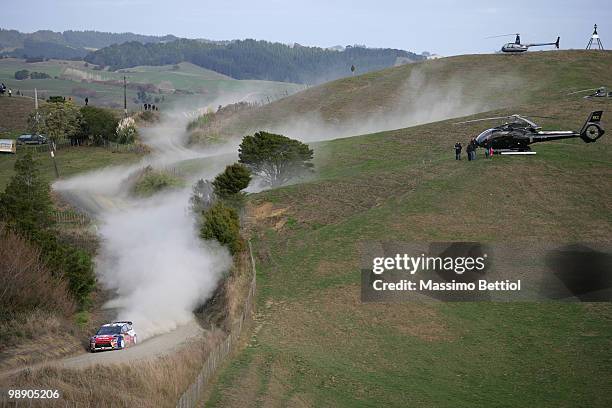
<box><xmin>0</xmin><ymin>151</ymin><xmax>54</xmax><ymax>236</ymax></box>
<box><xmin>212</xmin><ymin>163</ymin><xmax>251</xmax><ymax>199</ymax></box>
<box><xmin>80</xmin><ymin>106</ymin><xmax>118</xmax><ymax>145</ymax></box>
<box><xmin>239</xmin><ymin>131</ymin><xmax>314</xmax><ymax>187</ymax></box>
<box><xmin>199</xmin><ymin>202</ymin><xmax>242</xmax><ymax>255</ymax></box>
<box><xmin>14</xmin><ymin>69</ymin><xmax>29</xmax><ymax>80</ymax></box>
<box><xmin>29</xmin><ymin>100</ymin><xmax>83</xmax><ymax>142</ymax></box>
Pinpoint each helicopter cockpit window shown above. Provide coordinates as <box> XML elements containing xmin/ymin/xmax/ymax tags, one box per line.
<box><xmin>476</xmin><ymin>129</ymin><xmax>493</xmax><ymax>144</ymax></box>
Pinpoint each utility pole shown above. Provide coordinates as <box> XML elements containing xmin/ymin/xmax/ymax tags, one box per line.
<box><xmin>586</xmin><ymin>24</ymin><xmax>605</xmax><ymax>50</ymax></box>
<box><xmin>123</xmin><ymin>75</ymin><xmax>128</xmax><ymax>116</ymax></box>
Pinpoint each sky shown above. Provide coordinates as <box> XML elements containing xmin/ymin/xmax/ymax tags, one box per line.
<box><xmin>2</xmin><ymin>0</ymin><xmax>611</xmax><ymax>55</ymax></box>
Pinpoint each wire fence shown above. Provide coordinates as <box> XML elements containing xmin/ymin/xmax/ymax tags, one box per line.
<box><xmin>16</xmin><ymin>140</ymin><xmax>145</xmax><ymax>154</ymax></box>
<box><xmin>176</xmin><ymin>241</ymin><xmax>258</xmax><ymax>408</ymax></box>
<box><xmin>52</xmin><ymin>210</ymin><xmax>90</xmax><ymax>225</ymax></box>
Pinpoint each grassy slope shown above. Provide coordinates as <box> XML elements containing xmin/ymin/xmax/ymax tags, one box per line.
<box><xmin>0</xmin><ymin>58</ymin><xmax>303</xmax><ymax>109</ymax></box>
<box><xmin>207</xmin><ymin>53</ymin><xmax>612</xmax><ymax>407</ymax></box>
<box><xmin>0</xmin><ymin>147</ymin><xmax>141</xmax><ymax>191</ymax></box>
<box><xmin>191</xmin><ymin>51</ymin><xmax>612</xmax><ymax>139</ymax></box>
<box><xmin>0</xmin><ymin>95</ymin><xmax>35</xmax><ymax>136</ymax></box>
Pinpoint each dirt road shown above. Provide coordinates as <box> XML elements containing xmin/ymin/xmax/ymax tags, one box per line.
<box><xmin>0</xmin><ymin>320</ymin><xmax>203</xmax><ymax>379</ymax></box>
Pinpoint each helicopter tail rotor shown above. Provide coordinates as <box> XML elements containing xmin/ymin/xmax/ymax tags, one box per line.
<box><xmin>579</xmin><ymin>111</ymin><xmax>605</xmax><ymax>143</ymax></box>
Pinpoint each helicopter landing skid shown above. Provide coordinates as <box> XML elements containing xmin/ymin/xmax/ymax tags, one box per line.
<box><xmin>499</xmin><ymin>150</ymin><xmax>537</xmax><ymax>155</ymax></box>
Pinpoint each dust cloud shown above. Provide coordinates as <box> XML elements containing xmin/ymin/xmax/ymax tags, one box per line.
<box><xmin>252</xmin><ymin>66</ymin><xmax>519</xmax><ymax>143</ymax></box>
<box><xmin>54</xmin><ymin>101</ymin><xmax>242</xmax><ymax>340</ymax></box>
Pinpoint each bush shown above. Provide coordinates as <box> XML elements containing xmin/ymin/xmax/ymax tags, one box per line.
<box><xmin>213</xmin><ymin>163</ymin><xmax>251</xmax><ymax>199</ymax></box>
<box><xmin>200</xmin><ymin>203</ymin><xmax>242</xmax><ymax>255</ymax></box>
<box><xmin>116</xmin><ymin>116</ymin><xmax>138</xmax><ymax>144</ymax></box>
<box><xmin>30</xmin><ymin>71</ymin><xmax>51</xmax><ymax>79</ymax></box>
<box><xmin>133</xmin><ymin>166</ymin><xmax>184</xmax><ymax>197</ymax></box>
<box><xmin>80</xmin><ymin>105</ymin><xmax>118</xmax><ymax>145</ymax></box>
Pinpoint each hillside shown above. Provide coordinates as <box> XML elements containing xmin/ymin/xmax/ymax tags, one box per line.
<box><xmin>188</xmin><ymin>50</ymin><xmax>612</xmax><ymax>143</ymax></box>
<box><xmin>0</xmin><ymin>28</ymin><xmax>179</xmax><ymax>59</ymax></box>
<box><xmin>0</xmin><ymin>95</ymin><xmax>34</xmax><ymax>136</ymax></box>
<box><xmin>85</xmin><ymin>39</ymin><xmax>424</xmax><ymax>84</ymax></box>
<box><xmin>204</xmin><ymin>53</ymin><xmax>612</xmax><ymax>406</ymax></box>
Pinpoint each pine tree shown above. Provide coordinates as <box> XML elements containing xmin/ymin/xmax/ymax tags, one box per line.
<box><xmin>0</xmin><ymin>150</ymin><xmax>54</xmax><ymax>236</ymax></box>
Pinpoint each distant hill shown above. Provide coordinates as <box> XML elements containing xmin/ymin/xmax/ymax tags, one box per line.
<box><xmin>0</xmin><ymin>28</ymin><xmax>179</xmax><ymax>59</ymax></box>
<box><xmin>84</xmin><ymin>39</ymin><xmax>424</xmax><ymax>84</ymax></box>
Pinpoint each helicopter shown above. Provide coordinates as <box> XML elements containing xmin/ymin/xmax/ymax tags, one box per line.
<box><xmin>567</xmin><ymin>87</ymin><xmax>612</xmax><ymax>99</ymax></box>
<box><xmin>487</xmin><ymin>33</ymin><xmax>560</xmax><ymax>53</ymax></box>
<box><xmin>455</xmin><ymin>111</ymin><xmax>604</xmax><ymax>154</ymax></box>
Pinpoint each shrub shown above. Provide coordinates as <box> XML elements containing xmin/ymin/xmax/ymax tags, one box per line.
<box><xmin>80</xmin><ymin>105</ymin><xmax>118</xmax><ymax>145</ymax></box>
<box><xmin>30</xmin><ymin>71</ymin><xmax>51</xmax><ymax>79</ymax></box>
<box><xmin>133</xmin><ymin>166</ymin><xmax>184</xmax><ymax>197</ymax></box>
<box><xmin>212</xmin><ymin>163</ymin><xmax>251</xmax><ymax>199</ymax></box>
<box><xmin>200</xmin><ymin>203</ymin><xmax>242</xmax><ymax>255</ymax></box>
<box><xmin>116</xmin><ymin>116</ymin><xmax>138</xmax><ymax>144</ymax></box>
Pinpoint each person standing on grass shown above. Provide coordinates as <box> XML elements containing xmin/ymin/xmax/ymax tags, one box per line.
<box><xmin>454</xmin><ymin>142</ymin><xmax>462</xmax><ymax>160</ymax></box>
<box><xmin>466</xmin><ymin>141</ymin><xmax>473</xmax><ymax>161</ymax></box>
<box><xmin>85</xmin><ymin>97</ymin><xmax>89</xmax><ymax>106</ymax></box>
<box><xmin>489</xmin><ymin>146</ymin><xmax>494</xmax><ymax>158</ymax></box>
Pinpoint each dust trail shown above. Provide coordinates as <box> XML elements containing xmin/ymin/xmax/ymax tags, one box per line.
<box><xmin>54</xmin><ymin>106</ymin><xmax>240</xmax><ymax>339</ymax></box>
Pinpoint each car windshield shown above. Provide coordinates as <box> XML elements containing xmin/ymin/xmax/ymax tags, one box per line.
<box><xmin>96</xmin><ymin>325</ymin><xmax>122</xmax><ymax>335</ymax></box>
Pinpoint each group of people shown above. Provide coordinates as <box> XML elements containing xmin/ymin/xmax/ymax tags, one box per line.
<box><xmin>454</xmin><ymin>140</ymin><xmax>494</xmax><ymax>161</ymax></box>
<box><xmin>143</xmin><ymin>103</ymin><xmax>159</xmax><ymax>111</ymax></box>
<box><xmin>1</xmin><ymin>83</ymin><xmax>24</xmax><ymax>97</ymax></box>
<box><xmin>0</xmin><ymin>83</ymin><xmax>10</xmax><ymax>96</ymax></box>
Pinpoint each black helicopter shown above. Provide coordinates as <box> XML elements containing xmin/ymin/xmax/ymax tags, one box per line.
<box><xmin>488</xmin><ymin>33</ymin><xmax>560</xmax><ymax>53</ymax></box>
<box><xmin>456</xmin><ymin>111</ymin><xmax>604</xmax><ymax>154</ymax></box>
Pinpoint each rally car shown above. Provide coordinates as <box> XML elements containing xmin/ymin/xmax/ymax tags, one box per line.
<box><xmin>89</xmin><ymin>321</ymin><xmax>138</xmax><ymax>352</ymax></box>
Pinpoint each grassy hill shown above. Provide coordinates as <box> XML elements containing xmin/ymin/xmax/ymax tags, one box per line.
<box><xmin>0</xmin><ymin>95</ymin><xmax>35</xmax><ymax>136</ymax></box>
<box><xmin>205</xmin><ymin>53</ymin><xmax>612</xmax><ymax>407</ymax></box>
<box><xmin>189</xmin><ymin>50</ymin><xmax>612</xmax><ymax>143</ymax></box>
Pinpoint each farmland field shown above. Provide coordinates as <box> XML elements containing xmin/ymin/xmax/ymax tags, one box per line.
<box><xmin>0</xmin><ymin>58</ymin><xmax>303</xmax><ymax>109</ymax></box>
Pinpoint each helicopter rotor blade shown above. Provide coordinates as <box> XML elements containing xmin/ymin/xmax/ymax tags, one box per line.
<box><xmin>454</xmin><ymin>116</ymin><xmax>514</xmax><ymax>125</ymax></box>
<box><xmin>566</xmin><ymin>88</ymin><xmax>599</xmax><ymax>95</ymax></box>
<box><xmin>485</xmin><ymin>33</ymin><xmax>519</xmax><ymax>39</ymax></box>
<box><xmin>524</xmin><ymin>115</ymin><xmax>558</xmax><ymax>119</ymax></box>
